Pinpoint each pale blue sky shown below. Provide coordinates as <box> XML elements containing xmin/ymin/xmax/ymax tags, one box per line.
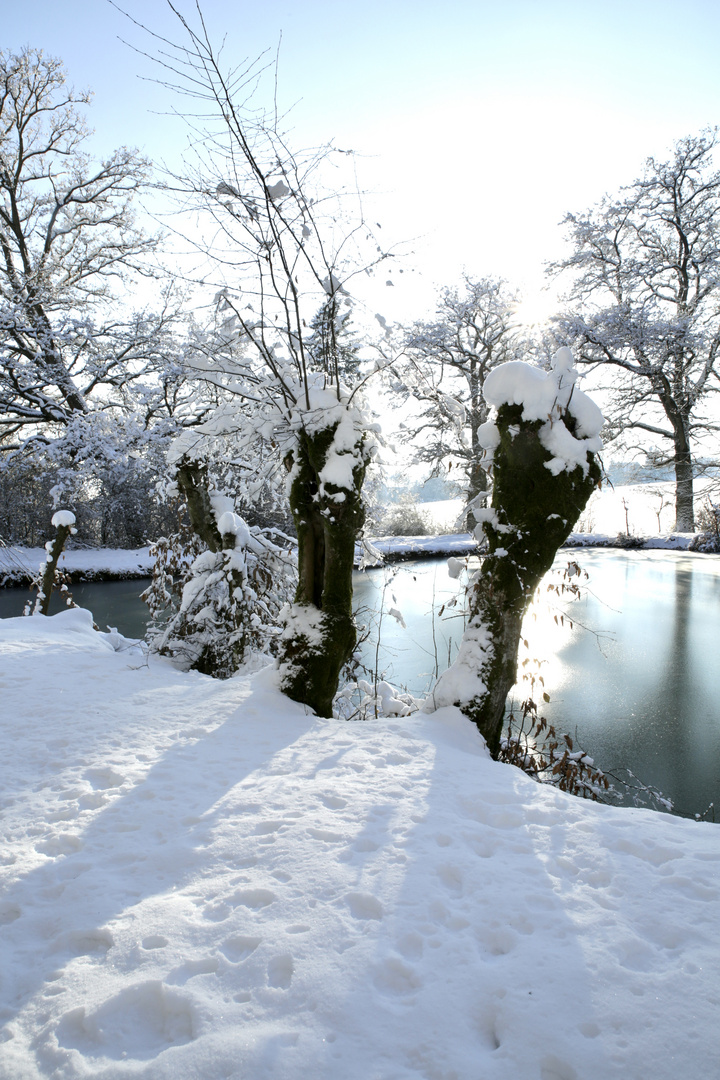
<box><xmin>7</xmin><ymin>0</ymin><xmax>720</xmax><ymax>317</ymax></box>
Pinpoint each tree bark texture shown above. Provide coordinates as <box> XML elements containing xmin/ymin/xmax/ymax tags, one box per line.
<box><xmin>39</xmin><ymin>522</ymin><xmax>74</xmax><ymax>616</ymax></box>
<box><xmin>279</xmin><ymin>425</ymin><xmax>366</xmax><ymax>718</ymax></box>
<box><xmin>460</xmin><ymin>403</ymin><xmax>601</xmax><ymax>757</ymax></box>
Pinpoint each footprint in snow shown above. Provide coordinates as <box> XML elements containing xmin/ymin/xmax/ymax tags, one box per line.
<box><xmin>319</xmin><ymin>794</ymin><xmax>347</xmax><ymax>810</ymax></box>
<box><xmin>229</xmin><ymin>888</ymin><xmax>276</xmax><ymax>910</ymax></box>
<box><xmin>221</xmin><ymin>935</ymin><xmax>261</xmax><ymax>962</ymax></box>
<box><xmin>396</xmin><ymin>932</ymin><xmax>424</xmax><ymax>960</ymax></box>
<box><xmin>373</xmin><ymin>957</ymin><xmax>422</xmax><ymax>996</ymax></box>
<box><xmin>345</xmin><ymin>892</ymin><xmax>384</xmax><ymax>920</ymax></box>
<box><xmin>52</xmin><ymin>928</ymin><xmax>114</xmax><ymax>957</ymax></box>
<box><xmin>540</xmin><ymin>1054</ymin><xmax>578</xmax><ymax>1080</ymax></box>
<box><xmin>168</xmin><ymin>957</ymin><xmax>219</xmax><ymax>983</ymax></box>
<box><xmin>84</xmin><ymin>767</ymin><xmax>126</xmax><ymax>790</ymax></box>
<box><xmin>78</xmin><ymin>791</ymin><xmax>107</xmax><ymax>810</ymax></box>
<box><xmin>267</xmin><ymin>954</ymin><xmax>294</xmax><ymax>989</ymax></box>
<box><xmin>0</xmin><ymin>902</ymin><xmax>21</xmax><ymax>925</ymax></box>
<box><xmin>436</xmin><ymin>863</ymin><xmax>464</xmax><ymax>895</ymax></box>
<box><xmin>56</xmin><ymin>980</ymin><xmax>198</xmax><ymax>1058</ymax></box>
<box><xmin>141</xmin><ymin>935</ymin><xmax>168</xmax><ymax>950</ymax></box>
<box><xmin>477</xmin><ymin>926</ymin><xmax>519</xmax><ymax>957</ymax></box>
<box><xmin>253</xmin><ymin>820</ymin><xmax>288</xmax><ymax>836</ymax></box>
<box><xmin>36</xmin><ymin>833</ymin><xmax>84</xmax><ymax>857</ymax></box>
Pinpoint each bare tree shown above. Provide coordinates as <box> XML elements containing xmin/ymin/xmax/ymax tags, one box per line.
<box><xmin>391</xmin><ymin>276</ymin><xmax>523</xmax><ymax>527</ymax></box>
<box><xmin>551</xmin><ymin>131</ymin><xmax>720</xmax><ymax>531</ymax></box>
<box><xmin>0</xmin><ymin>47</ymin><xmax>165</xmax><ymax>451</ymax></box>
<box><xmin>128</xmin><ymin>2</ymin><xmax>388</xmax><ymax>713</ymax></box>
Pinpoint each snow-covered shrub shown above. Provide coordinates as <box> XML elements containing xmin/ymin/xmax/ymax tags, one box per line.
<box><xmin>143</xmin><ymin>510</ymin><xmax>294</xmax><ymax>677</ymax></box>
<box><xmin>691</xmin><ymin>500</ymin><xmax>720</xmax><ymax>553</ymax></box>
<box><xmin>335</xmin><ymin>678</ymin><xmax>422</xmax><ymax>720</ymax></box>
<box><xmin>378</xmin><ymin>495</ymin><xmax>430</xmax><ymax>536</ymax></box>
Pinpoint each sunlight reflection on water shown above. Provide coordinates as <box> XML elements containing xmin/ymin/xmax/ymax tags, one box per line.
<box><xmin>355</xmin><ymin>550</ymin><xmax>720</xmax><ymax>819</ymax></box>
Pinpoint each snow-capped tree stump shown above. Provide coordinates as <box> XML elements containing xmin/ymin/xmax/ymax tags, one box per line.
<box><xmin>36</xmin><ymin>511</ymin><xmax>77</xmax><ymax>616</ymax></box>
<box><xmin>278</xmin><ymin>417</ymin><xmax>369</xmax><ymax>718</ymax></box>
<box><xmin>429</xmin><ymin>349</ymin><xmax>603</xmax><ymax>757</ymax></box>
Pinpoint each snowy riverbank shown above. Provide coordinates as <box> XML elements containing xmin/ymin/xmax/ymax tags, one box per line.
<box><xmin>1</xmin><ymin>607</ymin><xmax>718</xmax><ymax>1079</ymax></box>
<box><xmin>0</xmin><ymin>528</ymin><xmax>703</xmax><ymax>586</ymax></box>
<box><xmin>2</xmin><ymin>481</ymin><xmax>714</xmax><ymax>584</ymax></box>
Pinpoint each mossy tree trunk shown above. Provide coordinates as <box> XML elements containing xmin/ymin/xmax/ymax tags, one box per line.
<box><xmin>176</xmin><ymin>457</ymin><xmax>224</xmax><ymax>553</ymax></box>
<box><xmin>456</xmin><ymin>403</ymin><xmax>601</xmax><ymax>757</ymax></box>
<box><xmin>278</xmin><ymin>425</ymin><xmax>366</xmax><ymax>717</ymax></box>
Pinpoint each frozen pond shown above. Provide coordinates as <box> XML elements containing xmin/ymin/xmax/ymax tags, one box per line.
<box><xmin>2</xmin><ymin>550</ymin><xmax>719</xmax><ymax>818</ymax></box>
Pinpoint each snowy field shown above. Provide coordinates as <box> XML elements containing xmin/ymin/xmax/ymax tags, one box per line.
<box><xmin>1</xmin><ymin>609</ymin><xmax>719</xmax><ymax>1079</ymax></box>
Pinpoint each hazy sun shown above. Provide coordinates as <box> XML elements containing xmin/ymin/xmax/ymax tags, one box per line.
<box><xmin>513</xmin><ymin>290</ymin><xmax>558</xmax><ymax>327</ymax></box>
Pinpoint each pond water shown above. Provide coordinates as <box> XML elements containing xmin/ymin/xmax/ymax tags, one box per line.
<box><xmin>354</xmin><ymin>550</ymin><xmax>720</xmax><ymax>820</ymax></box>
<box><xmin>0</xmin><ymin>577</ymin><xmax>153</xmax><ymax>631</ymax></box>
<box><xmin>2</xmin><ymin>550</ymin><xmax>719</xmax><ymax>819</ymax></box>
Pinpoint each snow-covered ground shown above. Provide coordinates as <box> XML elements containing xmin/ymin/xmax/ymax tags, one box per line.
<box><xmin>1</xmin><ymin>609</ymin><xmax>719</xmax><ymax>1079</ymax></box>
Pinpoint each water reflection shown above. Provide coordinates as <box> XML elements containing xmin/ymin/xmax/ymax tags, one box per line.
<box><xmin>519</xmin><ymin>551</ymin><xmax>720</xmax><ymax>819</ymax></box>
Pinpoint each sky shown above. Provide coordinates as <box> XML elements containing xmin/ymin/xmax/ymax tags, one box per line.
<box><xmin>6</xmin><ymin>0</ymin><xmax>720</xmax><ymax>323</ymax></box>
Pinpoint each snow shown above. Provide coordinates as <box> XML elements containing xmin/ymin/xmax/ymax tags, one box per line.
<box><xmin>424</xmin><ymin>619</ymin><xmax>492</xmax><ymax>710</ymax></box>
<box><xmin>0</xmin><ymin>547</ymin><xmax>155</xmax><ymax>585</ymax></box>
<box><xmin>446</xmin><ymin>556</ymin><xmax>464</xmax><ymax>579</ymax></box>
<box><xmin>482</xmin><ymin>349</ymin><xmax>604</xmax><ymax>476</ymax></box>
<box><xmin>1</xmin><ymin>610</ymin><xmax>718</xmax><ymax>1079</ymax></box>
<box><xmin>51</xmin><ymin>511</ymin><xmax>76</xmax><ymax>529</ymax></box>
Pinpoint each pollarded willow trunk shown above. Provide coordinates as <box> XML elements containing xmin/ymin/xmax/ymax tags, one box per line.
<box><xmin>429</xmin><ymin>350</ymin><xmax>603</xmax><ymax>758</ymax></box>
<box><xmin>465</xmin><ymin>456</ymin><xmax>489</xmax><ymax>531</ymax></box>
<box><xmin>278</xmin><ymin>423</ymin><xmax>367</xmax><ymax>718</ymax></box>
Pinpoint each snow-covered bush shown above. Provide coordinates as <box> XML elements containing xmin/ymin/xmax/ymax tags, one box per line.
<box><xmin>144</xmin><ymin>505</ymin><xmax>294</xmax><ymax>677</ymax></box>
<box><xmin>335</xmin><ymin>677</ymin><xmax>422</xmax><ymax>720</ymax></box>
<box><xmin>377</xmin><ymin>495</ymin><xmax>430</xmax><ymax>536</ymax></box>
<box><xmin>691</xmin><ymin>500</ymin><xmax>720</xmax><ymax>553</ymax></box>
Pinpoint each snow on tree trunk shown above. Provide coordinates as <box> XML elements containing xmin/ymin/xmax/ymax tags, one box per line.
<box><xmin>278</xmin><ymin>414</ymin><xmax>369</xmax><ymax>718</ymax></box>
<box><xmin>427</xmin><ymin>349</ymin><xmax>603</xmax><ymax>757</ymax></box>
<box><xmin>31</xmin><ymin>510</ymin><xmax>77</xmax><ymax>616</ymax></box>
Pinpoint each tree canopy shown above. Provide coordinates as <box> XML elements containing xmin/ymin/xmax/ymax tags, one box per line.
<box><xmin>551</xmin><ymin>130</ymin><xmax>720</xmax><ymax>530</ymax></box>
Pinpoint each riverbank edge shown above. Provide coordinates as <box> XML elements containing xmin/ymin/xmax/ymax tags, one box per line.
<box><xmin>0</xmin><ymin>529</ymin><xmax>706</xmax><ymax>586</ymax></box>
